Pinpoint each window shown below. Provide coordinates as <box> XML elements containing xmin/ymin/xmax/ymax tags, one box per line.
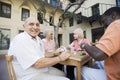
<box><xmin>37</xmin><ymin>13</ymin><xmax>43</xmax><ymax>24</ymax></box>
<box><xmin>59</xmin><ymin>1</ymin><xmax>62</xmax><ymax>8</ymax></box>
<box><xmin>69</xmin><ymin>17</ymin><xmax>74</xmax><ymax>27</ymax></box>
<box><xmin>76</xmin><ymin>13</ymin><xmax>82</xmax><ymax>24</ymax></box>
<box><xmin>40</xmin><ymin>0</ymin><xmax>48</xmax><ymax>3</ymax></box>
<box><xmin>69</xmin><ymin>0</ymin><xmax>77</xmax><ymax>3</ymax></box>
<box><xmin>50</xmin><ymin>0</ymin><xmax>58</xmax><ymax>7</ymax></box>
<box><xmin>83</xmin><ymin>31</ymin><xmax>86</xmax><ymax>38</ymax></box>
<box><xmin>92</xmin><ymin>27</ymin><xmax>105</xmax><ymax>42</ymax></box>
<box><xmin>69</xmin><ymin>33</ymin><xmax>74</xmax><ymax>44</ymax></box>
<box><xmin>49</xmin><ymin>16</ymin><xmax>54</xmax><ymax>26</ymax></box>
<box><xmin>92</xmin><ymin>4</ymin><xmax>99</xmax><ymax>16</ymax></box>
<box><xmin>44</xmin><ymin>0</ymin><xmax>48</xmax><ymax>3</ymax></box>
<box><xmin>38</xmin><ymin>0</ymin><xmax>43</xmax><ymax>1</ymax></box>
<box><xmin>0</xmin><ymin>29</ymin><xmax>10</xmax><ymax>50</ymax></box>
<box><xmin>59</xmin><ymin>18</ymin><xmax>62</xmax><ymax>28</ymax></box>
<box><xmin>58</xmin><ymin>34</ymin><xmax>62</xmax><ymax>47</ymax></box>
<box><xmin>116</xmin><ymin>0</ymin><xmax>120</xmax><ymax>6</ymax></box>
<box><xmin>0</xmin><ymin>2</ymin><xmax>11</xmax><ymax>18</ymax></box>
<box><xmin>21</xmin><ymin>8</ymin><xmax>30</xmax><ymax>21</ymax></box>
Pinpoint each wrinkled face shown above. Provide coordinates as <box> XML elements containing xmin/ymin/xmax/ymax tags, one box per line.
<box><xmin>46</xmin><ymin>31</ymin><xmax>53</xmax><ymax>39</ymax></box>
<box><xmin>73</xmin><ymin>32</ymin><xmax>79</xmax><ymax>39</ymax></box>
<box><xmin>24</xmin><ymin>17</ymin><xmax>40</xmax><ymax>38</ymax></box>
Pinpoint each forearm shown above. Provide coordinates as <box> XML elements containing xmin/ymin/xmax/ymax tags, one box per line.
<box><xmin>33</xmin><ymin>56</ymin><xmax>61</xmax><ymax>68</ymax></box>
<box><xmin>33</xmin><ymin>50</ymin><xmax>70</xmax><ymax>68</ymax></box>
<box><xmin>82</xmin><ymin>44</ymin><xmax>108</xmax><ymax>61</ymax></box>
<box><xmin>45</xmin><ymin>52</ymin><xmax>54</xmax><ymax>58</ymax></box>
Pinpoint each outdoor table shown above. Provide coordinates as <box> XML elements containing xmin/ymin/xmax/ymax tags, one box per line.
<box><xmin>60</xmin><ymin>52</ymin><xmax>92</xmax><ymax>80</ymax></box>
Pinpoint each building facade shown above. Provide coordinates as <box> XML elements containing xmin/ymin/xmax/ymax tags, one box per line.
<box><xmin>0</xmin><ymin>0</ymin><xmax>117</xmax><ymax>54</ymax></box>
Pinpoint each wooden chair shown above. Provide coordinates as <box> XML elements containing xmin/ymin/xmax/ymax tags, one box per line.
<box><xmin>5</xmin><ymin>55</ymin><xmax>17</xmax><ymax>80</ymax></box>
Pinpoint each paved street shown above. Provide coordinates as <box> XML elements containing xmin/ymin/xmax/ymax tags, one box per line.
<box><xmin>0</xmin><ymin>54</ymin><xmax>9</xmax><ymax>80</ymax></box>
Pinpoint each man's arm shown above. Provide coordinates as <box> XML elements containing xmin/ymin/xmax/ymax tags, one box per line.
<box><xmin>33</xmin><ymin>51</ymin><xmax>70</xmax><ymax>68</ymax></box>
<box><xmin>80</xmin><ymin>43</ymin><xmax>108</xmax><ymax>61</ymax></box>
<box><xmin>33</xmin><ymin>56</ymin><xmax>61</xmax><ymax>68</ymax></box>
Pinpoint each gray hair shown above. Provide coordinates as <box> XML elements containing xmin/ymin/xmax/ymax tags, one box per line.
<box><xmin>43</xmin><ymin>29</ymin><xmax>53</xmax><ymax>37</ymax></box>
<box><xmin>23</xmin><ymin>17</ymin><xmax>39</xmax><ymax>26</ymax></box>
<box><xmin>73</xmin><ymin>28</ymin><xmax>84</xmax><ymax>38</ymax></box>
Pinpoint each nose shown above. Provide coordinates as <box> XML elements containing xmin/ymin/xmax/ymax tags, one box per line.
<box><xmin>32</xmin><ymin>24</ymin><xmax>38</xmax><ymax>29</ymax></box>
<box><xmin>33</xmin><ymin>25</ymin><xmax>37</xmax><ymax>29</ymax></box>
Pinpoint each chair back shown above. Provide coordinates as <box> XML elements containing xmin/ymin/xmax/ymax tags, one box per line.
<box><xmin>5</xmin><ymin>55</ymin><xmax>17</xmax><ymax>80</ymax></box>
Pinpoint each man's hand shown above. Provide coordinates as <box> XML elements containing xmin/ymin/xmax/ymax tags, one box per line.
<box><xmin>54</xmin><ymin>48</ymin><xmax>62</xmax><ymax>56</ymax></box>
<box><xmin>58</xmin><ymin>50</ymin><xmax>71</xmax><ymax>61</ymax></box>
<box><xmin>80</xmin><ymin>43</ymin><xmax>86</xmax><ymax>49</ymax></box>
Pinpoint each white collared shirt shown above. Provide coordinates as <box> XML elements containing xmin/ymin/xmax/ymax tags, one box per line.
<box><xmin>8</xmin><ymin>32</ymin><xmax>48</xmax><ymax>80</ymax></box>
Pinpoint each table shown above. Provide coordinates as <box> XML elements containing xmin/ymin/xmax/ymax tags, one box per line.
<box><xmin>60</xmin><ymin>53</ymin><xmax>92</xmax><ymax>80</ymax></box>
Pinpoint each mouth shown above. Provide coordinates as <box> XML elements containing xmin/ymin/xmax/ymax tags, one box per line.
<box><xmin>31</xmin><ymin>29</ymin><xmax>38</xmax><ymax>33</ymax></box>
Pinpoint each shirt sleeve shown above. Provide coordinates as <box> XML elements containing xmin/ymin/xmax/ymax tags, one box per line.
<box><xmin>9</xmin><ymin>37</ymin><xmax>43</xmax><ymax>70</ymax></box>
<box><xmin>96</xmin><ymin>21</ymin><xmax>120</xmax><ymax>56</ymax></box>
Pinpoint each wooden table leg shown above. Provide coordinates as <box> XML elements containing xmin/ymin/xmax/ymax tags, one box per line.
<box><xmin>76</xmin><ymin>62</ymin><xmax>81</xmax><ymax>80</ymax></box>
<box><xmin>88</xmin><ymin>59</ymin><xmax>93</xmax><ymax>67</ymax></box>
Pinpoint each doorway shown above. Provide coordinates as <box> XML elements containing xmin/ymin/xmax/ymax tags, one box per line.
<box><xmin>92</xmin><ymin>27</ymin><xmax>105</xmax><ymax>42</ymax></box>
